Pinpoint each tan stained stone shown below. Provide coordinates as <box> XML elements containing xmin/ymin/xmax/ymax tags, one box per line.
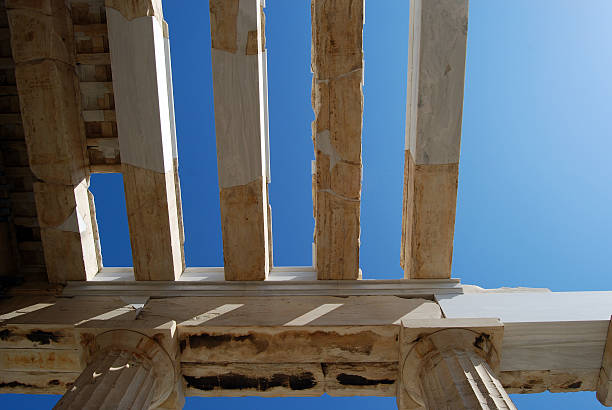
<box><xmin>311</xmin><ymin>0</ymin><xmax>363</xmax><ymax>280</ymax></box>
<box><xmin>122</xmin><ymin>163</ymin><xmax>182</xmax><ymax>281</ymax></box>
<box><xmin>219</xmin><ymin>177</ymin><xmax>268</xmax><ymax>281</ymax></box>
<box><xmin>401</xmin><ymin>151</ymin><xmax>458</xmax><ymax>279</ymax></box>
<box><xmin>15</xmin><ymin>60</ymin><xmax>87</xmax><ymax>185</ymax></box>
<box><xmin>34</xmin><ymin>181</ymin><xmax>98</xmax><ymax>282</ymax></box>
<box><xmin>315</xmin><ymin>190</ymin><xmax>360</xmax><ymax>280</ymax></box>
<box><xmin>105</xmin><ymin>0</ymin><xmax>163</xmax><ymax>21</ymax></box>
<box><xmin>311</xmin><ymin>0</ymin><xmax>363</xmax><ymax>80</ymax></box>
<box><xmin>209</xmin><ymin>0</ymin><xmax>238</xmax><ymax>53</ymax></box>
<box><xmin>7</xmin><ymin>5</ymin><xmax>74</xmax><ymax>64</ymax></box>
<box><xmin>500</xmin><ymin>369</ymin><xmax>599</xmax><ymax>394</ymax></box>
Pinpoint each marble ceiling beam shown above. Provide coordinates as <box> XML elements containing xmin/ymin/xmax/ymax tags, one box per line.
<box><xmin>209</xmin><ymin>0</ymin><xmax>272</xmax><ymax>280</ymax></box>
<box><xmin>400</xmin><ymin>0</ymin><xmax>469</xmax><ymax>279</ymax></box>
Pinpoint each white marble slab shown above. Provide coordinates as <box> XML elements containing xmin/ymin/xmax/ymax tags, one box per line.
<box><xmin>437</xmin><ymin>291</ymin><xmax>612</xmax><ymax>323</ymax></box>
<box><xmin>107</xmin><ymin>9</ymin><xmax>173</xmax><ymax>173</ymax></box>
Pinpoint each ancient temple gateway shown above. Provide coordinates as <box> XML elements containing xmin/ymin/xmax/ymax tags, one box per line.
<box><xmin>0</xmin><ymin>0</ymin><xmax>610</xmax><ymax>408</ymax></box>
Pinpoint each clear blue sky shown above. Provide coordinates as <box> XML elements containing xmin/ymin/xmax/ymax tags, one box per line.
<box><xmin>4</xmin><ymin>0</ymin><xmax>611</xmax><ymax>408</ymax></box>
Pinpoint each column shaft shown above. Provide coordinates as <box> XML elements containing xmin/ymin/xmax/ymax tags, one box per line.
<box><xmin>54</xmin><ymin>350</ymin><xmax>155</xmax><ymax>410</ymax></box>
<box><xmin>420</xmin><ymin>349</ymin><xmax>516</xmax><ymax>410</ymax></box>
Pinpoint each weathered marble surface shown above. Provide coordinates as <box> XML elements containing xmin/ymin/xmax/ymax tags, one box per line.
<box><xmin>209</xmin><ymin>0</ymin><xmax>272</xmax><ymax>280</ymax></box>
<box><xmin>6</xmin><ymin>0</ymin><xmax>99</xmax><ymax>282</ymax></box>
<box><xmin>107</xmin><ymin>7</ymin><xmax>183</xmax><ymax>280</ymax></box>
<box><xmin>401</xmin><ymin>0</ymin><xmax>468</xmax><ymax>280</ymax></box>
<box><xmin>311</xmin><ymin>0</ymin><xmax>364</xmax><ymax>280</ymax></box>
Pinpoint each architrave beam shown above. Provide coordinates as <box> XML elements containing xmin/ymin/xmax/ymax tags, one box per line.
<box><xmin>0</xmin><ymin>292</ymin><xmax>609</xmax><ymax>400</ymax></box>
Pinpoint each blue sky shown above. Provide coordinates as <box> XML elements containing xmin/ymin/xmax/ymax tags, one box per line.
<box><xmin>4</xmin><ymin>0</ymin><xmax>611</xmax><ymax>408</ymax></box>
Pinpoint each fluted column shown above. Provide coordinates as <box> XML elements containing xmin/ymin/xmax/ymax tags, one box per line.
<box><xmin>54</xmin><ymin>330</ymin><xmax>175</xmax><ymax>410</ymax></box>
<box><xmin>419</xmin><ymin>348</ymin><xmax>515</xmax><ymax>410</ymax></box>
<box><xmin>401</xmin><ymin>328</ymin><xmax>516</xmax><ymax>410</ymax></box>
<box><xmin>54</xmin><ymin>349</ymin><xmax>155</xmax><ymax>409</ymax></box>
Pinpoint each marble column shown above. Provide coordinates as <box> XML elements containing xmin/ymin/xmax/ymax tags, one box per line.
<box><xmin>419</xmin><ymin>347</ymin><xmax>515</xmax><ymax>409</ymax></box>
<box><xmin>54</xmin><ymin>349</ymin><xmax>156</xmax><ymax>409</ymax></box>
<box><xmin>54</xmin><ymin>330</ymin><xmax>174</xmax><ymax>410</ymax></box>
<box><xmin>401</xmin><ymin>328</ymin><xmax>516</xmax><ymax>410</ymax></box>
